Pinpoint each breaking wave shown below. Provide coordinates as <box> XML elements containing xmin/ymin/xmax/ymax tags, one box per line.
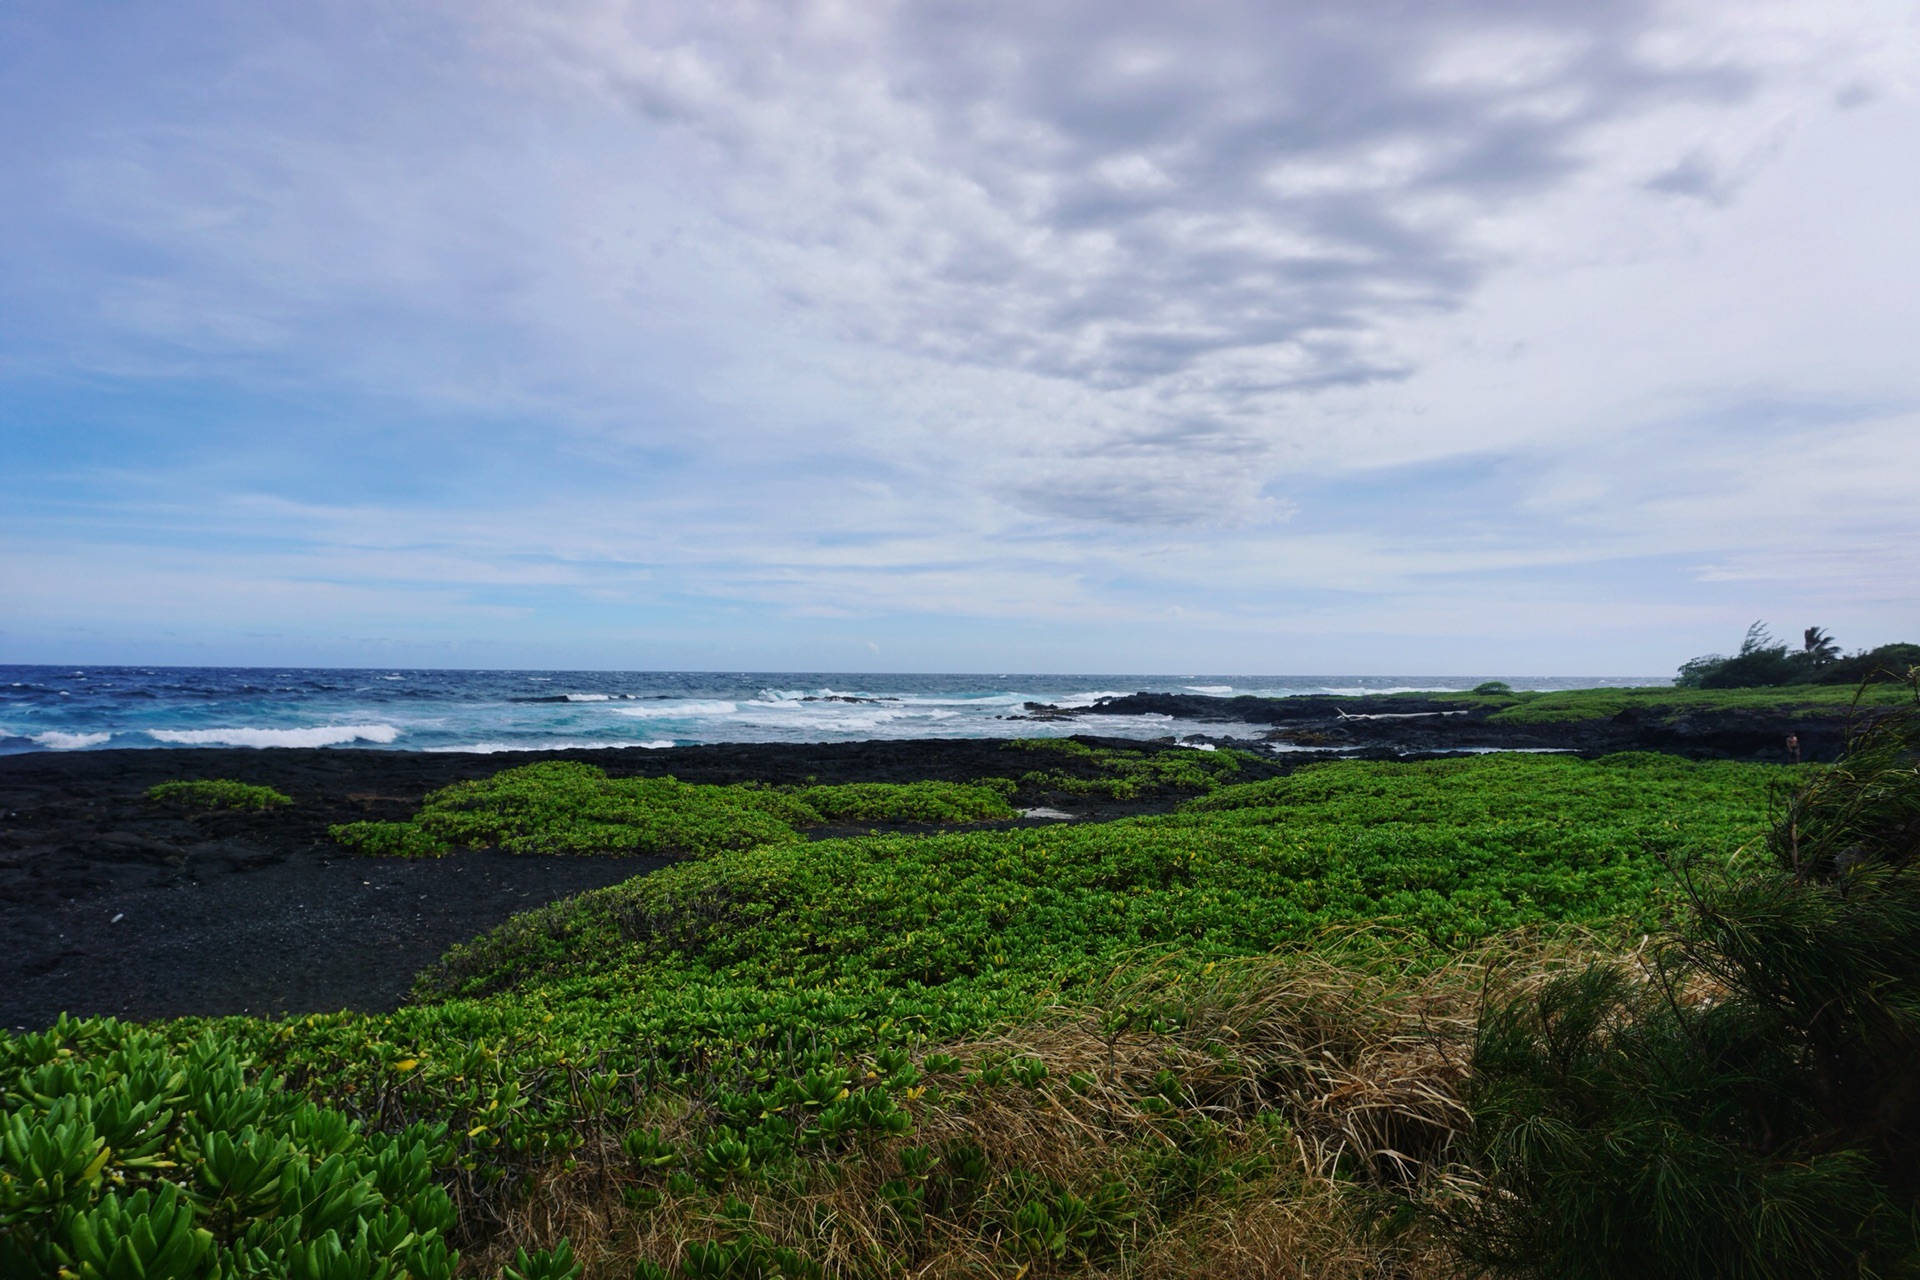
<box><xmin>425</xmin><ymin>739</ymin><xmax>676</xmax><ymax>754</ymax></box>
<box><xmin>33</xmin><ymin>731</ymin><xmax>113</xmax><ymax>750</ymax></box>
<box><xmin>145</xmin><ymin>724</ymin><xmax>402</xmax><ymax>748</ymax></box>
<box><xmin>613</xmin><ymin>701</ymin><xmax>740</xmax><ymax>719</ymax></box>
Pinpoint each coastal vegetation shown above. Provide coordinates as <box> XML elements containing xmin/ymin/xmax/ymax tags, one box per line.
<box><xmin>10</xmin><ymin>703</ymin><xmax>1919</xmax><ymax>1277</ymax></box>
<box><xmin>0</xmin><ymin>1017</ymin><xmax>459</xmax><ymax>1279</ymax></box>
<box><xmin>1432</xmin><ymin>684</ymin><xmax>1920</xmax><ymax>1279</ymax></box>
<box><xmin>146</xmin><ymin>779</ymin><xmax>293</xmax><ymax>811</ymax></box>
<box><xmin>330</xmin><ymin>764</ymin><xmax>1017</xmax><ymax>859</ymax></box>
<box><xmin>1368</xmin><ymin>677</ymin><xmax>1914</xmax><ymax>724</ymax></box>
<box><xmin>1011</xmin><ymin>738</ymin><xmax>1249</xmax><ymax>798</ymax></box>
<box><xmin>1478</xmin><ymin>681</ymin><xmax>1910</xmax><ymax>724</ymax></box>
<box><xmin>1675</xmin><ymin>622</ymin><xmax>1919</xmax><ymax>689</ymax></box>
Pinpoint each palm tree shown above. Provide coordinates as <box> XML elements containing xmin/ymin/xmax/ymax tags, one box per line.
<box><xmin>1803</xmin><ymin>626</ymin><xmax>1840</xmax><ymax>664</ymax></box>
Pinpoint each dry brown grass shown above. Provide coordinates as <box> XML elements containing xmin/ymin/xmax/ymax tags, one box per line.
<box><xmin>465</xmin><ymin>935</ymin><xmax>1600</xmax><ymax>1279</ymax></box>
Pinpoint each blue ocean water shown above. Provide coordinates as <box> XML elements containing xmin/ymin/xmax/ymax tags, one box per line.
<box><xmin>0</xmin><ymin>667</ymin><xmax>1665</xmax><ymax>755</ymax></box>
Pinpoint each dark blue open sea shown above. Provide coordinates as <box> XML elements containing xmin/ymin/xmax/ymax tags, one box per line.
<box><xmin>0</xmin><ymin>668</ymin><xmax>1663</xmax><ymax>755</ymax></box>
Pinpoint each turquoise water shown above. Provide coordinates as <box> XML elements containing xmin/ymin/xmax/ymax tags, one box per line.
<box><xmin>0</xmin><ymin>667</ymin><xmax>1662</xmax><ymax>754</ymax></box>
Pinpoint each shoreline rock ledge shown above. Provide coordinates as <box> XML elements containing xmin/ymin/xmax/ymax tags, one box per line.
<box><xmin>1014</xmin><ymin>690</ymin><xmax>1855</xmax><ymax>763</ymax></box>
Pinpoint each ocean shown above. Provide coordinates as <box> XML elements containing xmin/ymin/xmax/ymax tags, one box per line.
<box><xmin>0</xmin><ymin>667</ymin><xmax>1663</xmax><ymax>755</ymax></box>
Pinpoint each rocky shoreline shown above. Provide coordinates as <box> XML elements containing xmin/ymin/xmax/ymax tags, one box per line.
<box><xmin>1016</xmin><ymin>690</ymin><xmax>1847</xmax><ymax>761</ymax></box>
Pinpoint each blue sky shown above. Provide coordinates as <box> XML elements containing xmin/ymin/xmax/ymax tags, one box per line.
<box><xmin>3</xmin><ymin>0</ymin><xmax>1918</xmax><ymax>674</ymax></box>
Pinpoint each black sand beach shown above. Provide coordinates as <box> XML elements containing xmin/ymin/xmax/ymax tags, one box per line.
<box><xmin>0</xmin><ymin>737</ymin><xmax>1209</xmax><ymax>1030</ymax></box>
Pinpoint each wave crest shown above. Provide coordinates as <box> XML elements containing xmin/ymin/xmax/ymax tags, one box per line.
<box><xmin>32</xmin><ymin>731</ymin><xmax>113</xmax><ymax>750</ymax></box>
<box><xmin>146</xmin><ymin>724</ymin><xmax>401</xmax><ymax>748</ymax></box>
<box><xmin>613</xmin><ymin>701</ymin><xmax>739</xmax><ymax>719</ymax></box>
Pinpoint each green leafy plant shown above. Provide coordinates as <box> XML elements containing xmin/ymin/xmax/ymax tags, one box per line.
<box><xmin>0</xmin><ymin>1017</ymin><xmax>456</xmax><ymax>1280</ymax></box>
<box><xmin>330</xmin><ymin>762</ymin><xmax>1014</xmax><ymax>858</ymax></box>
<box><xmin>146</xmin><ymin>780</ymin><xmax>292</xmax><ymax>811</ymax></box>
<box><xmin>328</xmin><ymin>821</ymin><xmax>451</xmax><ymax>860</ymax></box>
<box><xmin>14</xmin><ymin>750</ymin><xmax>1846</xmax><ymax>1277</ymax></box>
<box><xmin>1675</xmin><ymin>622</ymin><xmax>1920</xmax><ymax>689</ymax></box>
<box><xmin>504</xmin><ymin>1237</ymin><xmax>581</xmax><ymax>1280</ymax></box>
<box><xmin>1435</xmin><ymin>680</ymin><xmax>1920</xmax><ymax>1279</ymax></box>
<box><xmin>792</xmin><ymin>781</ymin><xmax>1014</xmax><ymax>825</ymax></box>
<box><xmin>1012</xmin><ymin>738</ymin><xmax>1247</xmax><ymax>799</ymax></box>
<box><xmin>66</xmin><ymin>1182</ymin><xmax>212</xmax><ymax>1280</ymax></box>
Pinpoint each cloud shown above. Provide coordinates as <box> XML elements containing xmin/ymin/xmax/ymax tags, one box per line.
<box><xmin>0</xmin><ymin>0</ymin><xmax>1917</xmax><ymax>669</ymax></box>
<box><xmin>502</xmin><ymin>0</ymin><xmax>1741</xmax><ymax>397</ymax></box>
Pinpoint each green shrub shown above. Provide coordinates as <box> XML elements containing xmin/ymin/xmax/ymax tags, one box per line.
<box><xmin>83</xmin><ymin>751</ymin><xmax>1774</xmax><ymax>1213</ymax></box>
<box><xmin>1437</xmin><ymin>679</ymin><xmax>1920</xmax><ymax>1279</ymax></box>
<box><xmin>404</xmin><ymin>754</ymin><xmax>1774</xmax><ymax>1057</ymax></box>
<box><xmin>1013</xmin><ymin>739</ymin><xmax>1246</xmax><ymax>799</ymax></box>
<box><xmin>146</xmin><ymin>779</ymin><xmax>292</xmax><ymax>811</ymax></box>
<box><xmin>331</xmin><ymin>762</ymin><xmax>1017</xmax><ymax>858</ymax></box>
<box><xmin>1809</xmin><ymin>642</ymin><xmax>1920</xmax><ymax>686</ymax></box>
<box><xmin>504</xmin><ymin>1237</ymin><xmax>582</xmax><ymax>1280</ymax></box>
<box><xmin>795</xmin><ymin>781</ymin><xmax>1016</xmax><ymax>825</ymax></box>
<box><xmin>413</xmin><ymin>762</ymin><xmax>809</xmax><ymax>856</ymax></box>
<box><xmin>1676</xmin><ymin>622</ymin><xmax>1920</xmax><ymax>690</ymax></box>
<box><xmin>0</xmin><ymin>1015</ymin><xmax>457</xmax><ymax>1279</ymax></box>
<box><xmin>329</xmin><ymin>820</ymin><xmax>451</xmax><ymax>859</ymax></box>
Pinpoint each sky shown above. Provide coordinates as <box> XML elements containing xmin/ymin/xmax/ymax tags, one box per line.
<box><xmin>2</xmin><ymin>0</ymin><xmax>1917</xmax><ymax>675</ymax></box>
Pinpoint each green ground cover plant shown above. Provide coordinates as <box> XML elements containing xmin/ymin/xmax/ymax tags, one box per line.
<box><xmin>1441</xmin><ymin>682</ymin><xmax>1909</xmax><ymax>724</ymax></box>
<box><xmin>146</xmin><ymin>779</ymin><xmax>293</xmax><ymax>811</ymax></box>
<box><xmin>791</xmin><ymin>779</ymin><xmax>1018</xmax><ymax>824</ymax></box>
<box><xmin>1433</xmin><ymin>681</ymin><xmax>1920</xmax><ymax>1279</ymax></box>
<box><xmin>330</xmin><ymin>762</ymin><xmax>1017</xmax><ymax>859</ymax></box>
<box><xmin>449</xmin><ymin>948</ymin><xmax>1496</xmax><ymax>1279</ymax></box>
<box><xmin>1012</xmin><ymin>738</ymin><xmax>1249</xmax><ymax>798</ymax></box>
<box><xmin>0</xmin><ymin>1015</ymin><xmax>458</xmax><ymax>1279</ymax></box>
<box><xmin>202</xmin><ymin>755</ymin><xmax>1784</xmax><ymax>1189</ymax></box>
<box><xmin>18</xmin><ymin>747</ymin><xmax>1873</xmax><ymax>1277</ymax></box>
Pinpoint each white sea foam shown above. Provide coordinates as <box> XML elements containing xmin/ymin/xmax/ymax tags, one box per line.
<box><xmin>761</xmin><ymin>687</ymin><xmax>1031</xmax><ymax>709</ymax></box>
<box><xmin>426</xmin><ymin>739</ymin><xmax>675</xmax><ymax>753</ymax></box>
<box><xmin>1047</xmin><ymin>691</ymin><xmax>1132</xmax><ymax>708</ymax></box>
<box><xmin>146</xmin><ymin>724</ymin><xmax>401</xmax><ymax>748</ymax></box>
<box><xmin>613</xmin><ymin>701</ymin><xmax>739</xmax><ymax>719</ymax></box>
<box><xmin>32</xmin><ymin>731</ymin><xmax>112</xmax><ymax>750</ymax></box>
<box><xmin>730</xmin><ymin>699</ymin><xmax>922</xmax><ymax>732</ymax></box>
<box><xmin>1185</xmin><ymin>685</ymin><xmax>1234</xmax><ymax>694</ymax></box>
<box><xmin>563</xmin><ymin>693</ymin><xmax>612</xmax><ymax>702</ymax></box>
<box><xmin>1446</xmin><ymin>746</ymin><xmax>1576</xmax><ymax>755</ymax></box>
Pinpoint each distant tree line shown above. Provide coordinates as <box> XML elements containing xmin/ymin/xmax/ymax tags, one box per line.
<box><xmin>1677</xmin><ymin>623</ymin><xmax>1920</xmax><ymax>688</ymax></box>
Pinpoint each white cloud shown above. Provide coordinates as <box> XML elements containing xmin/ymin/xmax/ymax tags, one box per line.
<box><xmin>1</xmin><ymin>0</ymin><xmax>1917</xmax><ymax>667</ymax></box>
